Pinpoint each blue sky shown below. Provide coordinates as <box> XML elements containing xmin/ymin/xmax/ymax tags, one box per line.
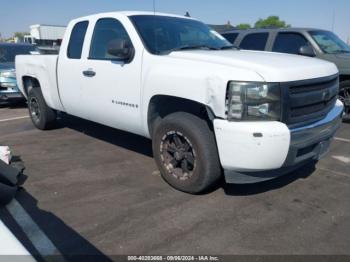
<box><xmin>1</xmin><ymin>0</ymin><xmax>349</xmax><ymax>41</ymax></box>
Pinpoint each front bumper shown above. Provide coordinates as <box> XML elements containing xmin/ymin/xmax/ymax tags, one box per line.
<box><xmin>214</xmin><ymin>100</ymin><xmax>344</xmax><ymax>184</ymax></box>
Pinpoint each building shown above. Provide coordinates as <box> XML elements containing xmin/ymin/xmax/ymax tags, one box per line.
<box><xmin>24</xmin><ymin>24</ymin><xmax>66</xmax><ymax>53</ymax></box>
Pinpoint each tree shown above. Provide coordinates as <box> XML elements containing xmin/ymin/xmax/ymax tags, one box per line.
<box><xmin>236</xmin><ymin>23</ymin><xmax>251</xmax><ymax>30</ymax></box>
<box><xmin>14</xmin><ymin>32</ymin><xmax>29</xmax><ymax>39</ymax></box>
<box><xmin>254</xmin><ymin>16</ymin><xmax>290</xmax><ymax>29</ymax></box>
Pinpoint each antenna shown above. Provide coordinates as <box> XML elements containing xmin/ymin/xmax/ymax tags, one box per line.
<box><xmin>153</xmin><ymin>0</ymin><xmax>156</xmax><ymax>15</ymax></box>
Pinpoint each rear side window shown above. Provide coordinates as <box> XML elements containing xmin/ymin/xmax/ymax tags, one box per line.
<box><xmin>240</xmin><ymin>33</ymin><xmax>269</xmax><ymax>51</ymax></box>
<box><xmin>89</xmin><ymin>18</ymin><xmax>132</xmax><ymax>60</ymax></box>
<box><xmin>272</xmin><ymin>33</ymin><xmax>309</xmax><ymax>54</ymax></box>
<box><xmin>67</xmin><ymin>21</ymin><xmax>89</xmax><ymax>59</ymax></box>
<box><xmin>222</xmin><ymin>33</ymin><xmax>239</xmax><ymax>44</ymax></box>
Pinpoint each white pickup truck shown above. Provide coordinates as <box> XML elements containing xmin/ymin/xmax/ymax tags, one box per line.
<box><xmin>16</xmin><ymin>12</ymin><xmax>344</xmax><ymax>193</ymax></box>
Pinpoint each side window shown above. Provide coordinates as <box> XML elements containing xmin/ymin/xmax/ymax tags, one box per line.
<box><xmin>222</xmin><ymin>33</ymin><xmax>239</xmax><ymax>44</ymax></box>
<box><xmin>239</xmin><ymin>33</ymin><xmax>269</xmax><ymax>51</ymax></box>
<box><xmin>67</xmin><ymin>21</ymin><xmax>89</xmax><ymax>59</ymax></box>
<box><xmin>89</xmin><ymin>18</ymin><xmax>132</xmax><ymax>60</ymax></box>
<box><xmin>272</xmin><ymin>33</ymin><xmax>309</xmax><ymax>54</ymax></box>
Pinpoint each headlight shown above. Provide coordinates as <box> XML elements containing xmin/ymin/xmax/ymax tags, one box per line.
<box><xmin>226</xmin><ymin>81</ymin><xmax>281</xmax><ymax>121</ymax></box>
<box><xmin>0</xmin><ymin>70</ymin><xmax>16</xmax><ymax>78</ymax></box>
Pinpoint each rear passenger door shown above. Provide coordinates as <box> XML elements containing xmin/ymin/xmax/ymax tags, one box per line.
<box><xmin>272</xmin><ymin>32</ymin><xmax>310</xmax><ymax>55</ymax></box>
<box><xmin>58</xmin><ymin>20</ymin><xmax>90</xmax><ymax>119</ymax></box>
<box><xmin>239</xmin><ymin>33</ymin><xmax>269</xmax><ymax>51</ymax></box>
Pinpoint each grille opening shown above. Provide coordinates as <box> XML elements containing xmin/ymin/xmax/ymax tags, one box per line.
<box><xmin>289</xmin><ymin>78</ymin><xmax>338</xmax><ymax>94</ymax></box>
<box><xmin>285</xmin><ymin>75</ymin><xmax>339</xmax><ymax>126</ymax></box>
<box><xmin>290</xmin><ymin>96</ymin><xmax>337</xmax><ymax>117</ymax></box>
<box><xmin>296</xmin><ymin>143</ymin><xmax>318</xmax><ymax>157</ymax></box>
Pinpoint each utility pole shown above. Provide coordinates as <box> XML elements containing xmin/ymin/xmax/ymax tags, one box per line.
<box><xmin>331</xmin><ymin>10</ymin><xmax>335</xmax><ymax>32</ymax></box>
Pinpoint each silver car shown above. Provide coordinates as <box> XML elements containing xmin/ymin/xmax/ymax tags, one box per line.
<box><xmin>0</xmin><ymin>43</ymin><xmax>37</xmax><ymax>103</ymax></box>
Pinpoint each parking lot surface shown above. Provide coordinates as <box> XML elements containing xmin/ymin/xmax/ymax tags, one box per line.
<box><xmin>0</xmin><ymin>103</ymin><xmax>349</xmax><ymax>258</ymax></box>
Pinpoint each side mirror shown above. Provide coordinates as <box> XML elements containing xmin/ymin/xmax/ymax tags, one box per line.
<box><xmin>299</xmin><ymin>45</ymin><xmax>316</xmax><ymax>57</ymax></box>
<box><xmin>107</xmin><ymin>39</ymin><xmax>134</xmax><ymax>62</ymax></box>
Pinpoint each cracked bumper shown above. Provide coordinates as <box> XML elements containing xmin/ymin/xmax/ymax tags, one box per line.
<box><xmin>214</xmin><ymin>100</ymin><xmax>344</xmax><ymax>184</ymax></box>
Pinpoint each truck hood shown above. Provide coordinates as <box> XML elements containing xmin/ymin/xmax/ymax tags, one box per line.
<box><xmin>168</xmin><ymin>50</ymin><xmax>338</xmax><ymax>82</ymax></box>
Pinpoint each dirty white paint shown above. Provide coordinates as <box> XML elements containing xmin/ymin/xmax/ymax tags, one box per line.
<box><xmin>0</xmin><ymin>220</ymin><xmax>33</xmax><ymax>258</ymax></box>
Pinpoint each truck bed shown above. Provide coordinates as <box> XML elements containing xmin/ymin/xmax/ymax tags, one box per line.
<box><xmin>15</xmin><ymin>55</ymin><xmax>64</xmax><ymax>111</ymax></box>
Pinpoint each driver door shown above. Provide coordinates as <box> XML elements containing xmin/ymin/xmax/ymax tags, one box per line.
<box><xmin>81</xmin><ymin>17</ymin><xmax>143</xmax><ymax>134</ymax></box>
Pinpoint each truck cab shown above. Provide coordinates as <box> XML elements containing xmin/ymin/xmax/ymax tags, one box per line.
<box><xmin>15</xmin><ymin>12</ymin><xmax>344</xmax><ymax>194</ymax></box>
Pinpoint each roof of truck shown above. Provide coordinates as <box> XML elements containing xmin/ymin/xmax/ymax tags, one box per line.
<box><xmin>73</xmin><ymin>11</ymin><xmax>196</xmax><ymax>21</ymax></box>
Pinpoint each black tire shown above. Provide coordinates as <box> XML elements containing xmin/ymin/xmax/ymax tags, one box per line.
<box><xmin>152</xmin><ymin>112</ymin><xmax>221</xmax><ymax>194</ymax></box>
<box><xmin>340</xmin><ymin>80</ymin><xmax>350</xmax><ymax>118</ymax></box>
<box><xmin>27</xmin><ymin>87</ymin><xmax>57</xmax><ymax>130</ymax></box>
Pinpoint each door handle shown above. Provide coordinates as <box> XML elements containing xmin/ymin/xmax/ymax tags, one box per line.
<box><xmin>82</xmin><ymin>69</ymin><xmax>96</xmax><ymax>77</ymax></box>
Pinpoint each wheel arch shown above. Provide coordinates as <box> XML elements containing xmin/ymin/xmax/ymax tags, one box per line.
<box><xmin>147</xmin><ymin>95</ymin><xmax>217</xmax><ymax>137</ymax></box>
<box><xmin>21</xmin><ymin>76</ymin><xmax>41</xmax><ymax>97</ymax></box>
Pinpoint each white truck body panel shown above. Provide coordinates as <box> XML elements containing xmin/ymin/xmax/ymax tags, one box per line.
<box><xmin>15</xmin><ymin>11</ymin><xmax>343</xmax><ymax>178</ymax></box>
<box><xmin>15</xmin><ymin>54</ymin><xmax>64</xmax><ymax>111</ymax></box>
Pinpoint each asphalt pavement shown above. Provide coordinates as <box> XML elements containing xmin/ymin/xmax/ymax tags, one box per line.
<box><xmin>0</xmin><ymin>102</ymin><xmax>349</xmax><ymax>259</ymax></box>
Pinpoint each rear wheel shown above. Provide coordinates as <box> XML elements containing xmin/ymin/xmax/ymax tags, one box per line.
<box><xmin>28</xmin><ymin>87</ymin><xmax>57</xmax><ymax>130</ymax></box>
<box><xmin>339</xmin><ymin>81</ymin><xmax>350</xmax><ymax>119</ymax></box>
<box><xmin>152</xmin><ymin>112</ymin><xmax>222</xmax><ymax>194</ymax></box>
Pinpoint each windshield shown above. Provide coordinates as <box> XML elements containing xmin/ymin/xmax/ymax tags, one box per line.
<box><xmin>309</xmin><ymin>30</ymin><xmax>350</xmax><ymax>54</ymax></box>
<box><xmin>0</xmin><ymin>45</ymin><xmax>37</xmax><ymax>63</ymax></box>
<box><xmin>129</xmin><ymin>15</ymin><xmax>232</xmax><ymax>55</ymax></box>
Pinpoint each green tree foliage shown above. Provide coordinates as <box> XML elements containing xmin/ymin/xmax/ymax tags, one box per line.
<box><xmin>254</xmin><ymin>16</ymin><xmax>290</xmax><ymax>29</ymax></box>
<box><xmin>236</xmin><ymin>23</ymin><xmax>251</xmax><ymax>30</ymax></box>
<box><xmin>14</xmin><ymin>32</ymin><xmax>29</xmax><ymax>39</ymax></box>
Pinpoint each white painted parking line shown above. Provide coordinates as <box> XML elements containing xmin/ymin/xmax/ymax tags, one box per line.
<box><xmin>0</xmin><ymin>116</ymin><xmax>29</xmax><ymax>122</ymax></box>
<box><xmin>332</xmin><ymin>155</ymin><xmax>350</xmax><ymax>164</ymax></box>
<box><xmin>318</xmin><ymin>167</ymin><xmax>350</xmax><ymax>178</ymax></box>
<box><xmin>334</xmin><ymin>137</ymin><xmax>350</xmax><ymax>143</ymax></box>
<box><xmin>6</xmin><ymin>199</ymin><xmax>62</xmax><ymax>257</ymax></box>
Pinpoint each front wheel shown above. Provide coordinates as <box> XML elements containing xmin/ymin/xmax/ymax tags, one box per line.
<box><xmin>152</xmin><ymin>112</ymin><xmax>222</xmax><ymax>194</ymax></box>
<box><xmin>339</xmin><ymin>81</ymin><xmax>350</xmax><ymax>120</ymax></box>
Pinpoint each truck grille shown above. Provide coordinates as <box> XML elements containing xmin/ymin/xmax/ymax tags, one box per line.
<box><xmin>283</xmin><ymin>74</ymin><xmax>339</xmax><ymax>127</ymax></box>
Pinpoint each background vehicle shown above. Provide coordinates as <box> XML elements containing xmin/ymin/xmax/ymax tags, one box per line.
<box><xmin>0</xmin><ymin>43</ymin><xmax>38</xmax><ymax>103</ymax></box>
<box><xmin>221</xmin><ymin>28</ymin><xmax>350</xmax><ymax>118</ymax></box>
<box><xmin>16</xmin><ymin>12</ymin><xmax>343</xmax><ymax>193</ymax></box>
<box><xmin>24</xmin><ymin>24</ymin><xmax>66</xmax><ymax>54</ymax></box>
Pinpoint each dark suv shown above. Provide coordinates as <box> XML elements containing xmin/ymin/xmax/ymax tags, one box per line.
<box><xmin>222</xmin><ymin>28</ymin><xmax>350</xmax><ymax>118</ymax></box>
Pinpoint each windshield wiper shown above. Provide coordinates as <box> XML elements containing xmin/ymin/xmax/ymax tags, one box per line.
<box><xmin>167</xmin><ymin>45</ymin><xmax>219</xmax><ymax>54</ymax></box>
<box><xmin>218</xmin><ymin>45</ymin><xmax>240</xmax><ymax>50</ymax></box>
